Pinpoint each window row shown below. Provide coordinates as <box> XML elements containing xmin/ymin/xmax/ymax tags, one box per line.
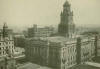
<box><xmin>0</xmin><ymin>46</ymin><xmax>14</xmax><ymax>50</ymax></box>
<box><xmin>0</xmin><ymin>42</ymin><xmax>14</xmax><ymax>45</ymax></box>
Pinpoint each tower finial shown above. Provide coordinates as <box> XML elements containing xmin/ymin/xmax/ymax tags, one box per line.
<box><xmin>63</xmin><ymin>0</ymin><xmax>70</xmax><ymax>7</ymax></box>
<box><xmin>3</xmin><ymin>22</ymin><xmax>8</xmax><ymax>28</ymax></box>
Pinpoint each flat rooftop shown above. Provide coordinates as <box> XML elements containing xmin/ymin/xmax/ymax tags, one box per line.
<box><xmin>40</xmin><ymin>36</ymin><xmax>76</xmax><ymax>43</ymax></box>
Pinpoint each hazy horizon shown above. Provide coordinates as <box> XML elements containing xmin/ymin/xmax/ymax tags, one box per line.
<box><xmin>0</xmin><ymin>0</ymin><xmax>100</xmax><ymax>32</ymax></box>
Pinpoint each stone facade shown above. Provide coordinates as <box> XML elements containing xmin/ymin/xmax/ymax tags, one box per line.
<box><xmin>25</xmin><ymin>36</ymin><xmax>97</xmax><ymax>69</ymax></box>
<box><xmin>0</xmin><ymin>58</ymin><xmax>6</xmax><ymax>69</ymax></box>
<box><xmin>0</xmin><ymin>23</ymin><xmax>16</xmax><ymax>69</ymax></box>
<box><xmin>25</xmin><ymin>1</ymin><xmax>98</xmax><ymax>69</ymax></box>
<box><xmin>0</xmin><ymin>23</ymin><xmax>15</xmax><ymax>58</ymax></box>
<box><xmin>25</xmin><ymin>38</ymin><xmax>49</xmax><ymax>65</ymax></box>
<box><xmin>58</xmin><ymin>0</ymin><xmax>75</xmax><ymax>37</ymax></box>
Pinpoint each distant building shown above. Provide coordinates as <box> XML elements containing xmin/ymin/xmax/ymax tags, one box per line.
<box><xmin>27</xmin><ymin>24</ymin><xmax>54</xmax><ymax>37</ymax></box>
<box><xmin>58</xmin><ymin>0</ymin><xmax>75</xmax><ymax>37</ymax></box>
<box><xmin>0</xmin><ymin>23</ymin><xmax>16</xmax><ymax>69</ymax></box>
<box><xmin>14</xmin><ymin>33</ymin><xmax>26</xmax><ymax>48</ymax></box>
<box><xmin>14</xmin><ymin>47</ymin><xmax>25</xmax><ymax>60</ymax></box>
<box><xmin>0</xmin><ymin>23</ymin><xmax>15</xmax><ymax>58</ymax></box>
<box><xmin>0</xmin><ymin>23</ymin><xmax>26</xmax><ymax>69</ymax></box>
<box><xmin>14</xmin><ymin>36</ymin><xmax>26</xmax><ymax>48</ymax></box>
<box><xmin>14</xmin><ymin>33</ymin><xmax>25</xmax><ymax>38</ymax></box>
<box><xmin>25</xmin><ymin>35</ymin><xmax>97</xmax><ymax>69</ymax></box>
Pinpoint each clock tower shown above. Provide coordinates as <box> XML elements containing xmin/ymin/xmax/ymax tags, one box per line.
<box><xmin>58</xmin><ymin>0</ymin><xmax>75</xmax><ymax>37</ymax></box>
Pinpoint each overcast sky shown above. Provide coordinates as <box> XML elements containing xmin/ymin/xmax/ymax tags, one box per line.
<box><xmin>0</xmin><ymin>0</ymin><xmax>100</xmax><ymax>31</ymax></box>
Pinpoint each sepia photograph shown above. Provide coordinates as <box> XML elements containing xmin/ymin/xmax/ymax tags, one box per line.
<box><xmin>0</xmin><ymin>0</ymin><xmax>100</xmax><ymax>69</ymax></box>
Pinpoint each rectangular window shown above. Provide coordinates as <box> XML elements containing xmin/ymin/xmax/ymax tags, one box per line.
<box><xmin>3</xmin><ymin>51</ymin><xmax>5</xmax><ymax>55</ymax></box>
<box><xmin>0</xmin><ymin>52</ymin><xmax>1</xmax><ymax>55</ymax></box>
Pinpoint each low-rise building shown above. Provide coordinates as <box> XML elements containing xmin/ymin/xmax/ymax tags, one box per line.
<box><xmin>14</xmin><ymin>47</ymin><xmax>25</xmax><ymax>60</ymax></box>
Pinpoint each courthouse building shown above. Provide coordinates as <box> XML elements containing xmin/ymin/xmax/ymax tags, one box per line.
<box><xmin>25</xmin><ymin>38</ymin><xmax>49</xmax><ymax>65</ymax></box>
<box><xmin>25</xmin><ymin>0</ymin><xmax>98</xmax><ymax>69</ymax></box>
<box><xmin>25</xmin><ymin>36</ymin><xmax>97</xmax><ymax>69</ymax></box>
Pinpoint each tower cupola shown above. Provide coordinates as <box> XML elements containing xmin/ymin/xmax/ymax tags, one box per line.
<box><xmin>3</xmin><ymin>22</ymin><xmax>8</xmax><ymax>37</ymax></box>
